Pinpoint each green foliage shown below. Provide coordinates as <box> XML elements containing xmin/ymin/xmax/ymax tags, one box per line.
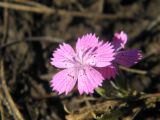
<box><xmin>96</xmin><ymin>109</ymin><xmax>125</xmax><ymax>120</ymax></box>
<box><xmin>95</xmin><ymin>87</ymin><xmax>106</xmax><ymax>97</ymax></box>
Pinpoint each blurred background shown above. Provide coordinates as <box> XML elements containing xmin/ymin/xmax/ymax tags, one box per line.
<box><xmin>0</xmin><ymin>0</ymin><xmax>160</xmax><ymax>120</ymax></box>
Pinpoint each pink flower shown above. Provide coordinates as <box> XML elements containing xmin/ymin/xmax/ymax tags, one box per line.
<box><xmin>50</xmin><ymin>33</ymin><xmax>115</xmax><ymax>95</ymax></box>
<box><xmin>98</xmin><ymin>31</ymin><xmax>142</xmax><ymax>79</ymax></box>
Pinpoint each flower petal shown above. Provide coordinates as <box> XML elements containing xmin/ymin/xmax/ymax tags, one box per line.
<box><xmin>76</xmin><ymin>33</ymin><xmax>99</xmax><ymax>52</ymax></box>
<box><xmin>112</xmin><ymin>31</ymin><xmax>127</xmax><ymax>50</ymax></box>
<box><xmin>86</xmin><ymin>42</ymin><xmax>115</xmax><ymax>67</ymax></box>
<box><xmin>96</xmin><ymin>65</ymin><xmax>117</xmax><ymax>80</ymax></box>
<box><xmin>78</xmin><ymin>66</ymin><xmax>103</xmax><ymax>95</ymax></box>
<box><xmin>50</xmin><ymin>68</ymin><xmax>77</xmax><ymax>95</ymax></box>
<box><xmin>51</xmin><ymin>43</ymin><xmax>76</xmax><ymax>68</ymax></box>
<box><xmin>115</xmin><ymin>49</ymin><xmax>142</xmax><ymax>67</ymax></box>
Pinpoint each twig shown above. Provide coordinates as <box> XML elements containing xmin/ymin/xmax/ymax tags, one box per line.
<box><xmin>146</xmin><ymin>15</ymin><xmax>160</xmax><ymax>32</ymax></box>
<box><xmin>140</xmin><ymin>93</ymin><xmax>160</xmax><ymax>99</ymax></box>
<box><xmin>0</xmin><ymin>92</ymin><xmax>5</xmax><ymax>120</ymax></box>
<box><xmin>83</xmin><ymin>96</ymin><xmax>96</xmax><ymax>118</ymax></box>
<box><xmin>0</xmin><ymin>2</ymin><xmax>53</xmax><ymax>14</ymax></box>
<box><xmin>0</xmin><ymin>36</ymin><xmax>64</xmax><ymax>49</ymax></box>
<box><xmin>1</xmin><ymin>0</ymin><xmax>9</xmax><ymax>59</ymax></box>
<box><xmin>14</xmin><ymin>0</ymin><xmax>50</xmax><ymax>9</ymax></box>
<box><xmin>1</xmin><ymin>0</ymin><xmax>9</xmax><ymax>45</ymax></box>
<box><xmin>98</xmin><ymin>0</ymin><xmax>104</xmax><ymax>13</ymax></box>
<box><xmin>0</xmin><ymin>60</ymin><xmax>25</xmax><ymax>120</ymax></box>
<box><xmin>0</xmin><ymin>1</ymin><xmax>9</xmax><ymax>119</ymax></box>
<box><xmin>131</xmin><ymin>107</ymin><xmax>142</xmax><ymax>120</ymax></box>
<box><xmin>0</xmin><ymin>1</ymin><xmax>8</xmax><ymax>117</ymax></box>
<box><xmin>0</xmin><ymin>2</ymin><xmax>134</xmax><ymax>20</ymax></box>
<box><xmin>66</xmin><ymin>100</ymin><xmax>119</xmax><ymax>120</ymax></box>
<box><xmin>119</xmin><ymin>66</ymin><xmax>147</xmax><ymax>75</ymax></box>
<box><xmin>63</xmin><ymin>104</ymin><xmax>72</xmax><ymax>114</ymax></box>
<box><xmin>128</xmin><ymin>15</ymin><xmax>160</xmax><ymax>47</ymax></box>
